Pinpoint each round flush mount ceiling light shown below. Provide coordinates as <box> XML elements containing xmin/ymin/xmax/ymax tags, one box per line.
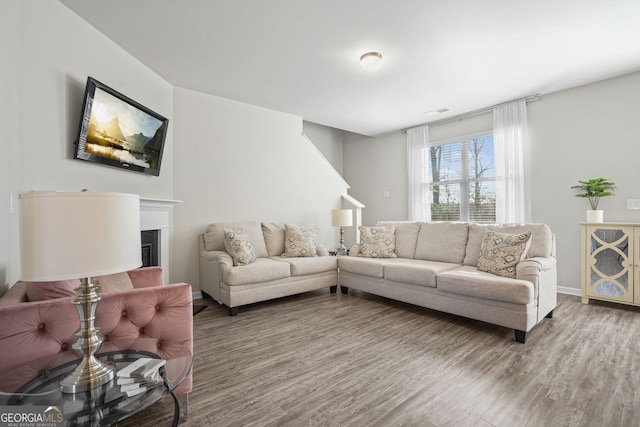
<box><xmin>360</xmin><ymin>52</ymin><xmax>383</xmax><ymax>72</ymax></box>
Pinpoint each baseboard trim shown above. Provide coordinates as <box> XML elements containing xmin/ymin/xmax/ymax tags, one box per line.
<box><xmin>557</xmin><ymin>286</ymin><xmax>581</xmax><ymax>296</ymax></box>
<box><xmin>192</xmin><ymin>290</ymin><xmax>203</xmax><ymax>301</ymax></box>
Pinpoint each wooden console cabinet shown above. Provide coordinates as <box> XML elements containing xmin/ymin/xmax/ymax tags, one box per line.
<box><xmin>581</xmin><ymin>223</ymin><xmax>640</xmax><ymax>305</ymax></box>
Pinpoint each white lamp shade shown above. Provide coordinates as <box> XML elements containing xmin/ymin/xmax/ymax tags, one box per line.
<box><xmin>332</xmin><ymin>209</ymin><xmax>353</xmax><ymax>227</ymax></box>
<box><xmin>19</xmin><ymin>192</ymin><xmax>142</xmax><ymax>282</ymax></box>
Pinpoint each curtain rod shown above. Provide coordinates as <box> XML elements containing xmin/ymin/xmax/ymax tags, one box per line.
<box><xmin>400</xmin><ymin>94</ymin><xmax>541</xmax><ymax>134</ymax></box>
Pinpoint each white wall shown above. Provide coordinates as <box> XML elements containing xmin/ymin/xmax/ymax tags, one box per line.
<box><xmin>343</xmin><ymin>71</ymin><xmax>640</xmax><ymax>293</ymax></box>
<box><xmin>172</xmin><ymin>88</ymin><xmax>350</xmax><ymax>291</ymax></box>
<box><xmin>0</xmin><ymin>0</ymin><xmax>21</xmax><ymax>292</ymax></box>
<box><xmin>2</xmin><ymin>1</ymin><xmax>175</xmax><ymax>288</ymax></box>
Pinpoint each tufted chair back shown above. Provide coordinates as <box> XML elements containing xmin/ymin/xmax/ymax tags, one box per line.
<box><xmin>0</xmin><ymin>267</ymin><xmax>193</xmax><ymax>395</ymax></box>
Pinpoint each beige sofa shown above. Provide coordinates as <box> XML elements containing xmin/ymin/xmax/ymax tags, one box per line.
<box><xmin>199</xmin><ymin>221</ymin><xmax>338</xmax><ymax>315</ymax></box>
<box><xmin>338</xmin><ymin>222</ymin><xmax>557</xmax><ymax>343</ymax></box>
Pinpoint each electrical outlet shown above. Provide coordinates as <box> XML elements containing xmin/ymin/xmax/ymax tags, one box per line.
<box><xmin>627</xmin><ymin>199</ymin><xmax>640</xmax><ymax>210</ymax></box>
<box><xmin>383</xmin><ymin>190</ymin><xmax>390</xmax><ymax>198</ymax></box>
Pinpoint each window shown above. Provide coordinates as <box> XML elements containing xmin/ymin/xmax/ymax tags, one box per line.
<box><xmin>426</xmin><ymin>133</ymin><xmax>497</xmax><ymax>223</ymax></box>
<box><xmin>408</xmin><ymin>100</ymin><xmax>529</xmax><ymax>224</ymax></box>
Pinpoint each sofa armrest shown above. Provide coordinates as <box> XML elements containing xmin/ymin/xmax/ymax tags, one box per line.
<box><xmin>216</xmin><ymin>251</ymin><xmax>233</xmax><ymax>268</ymax></box>
<box><xmin>517</xmin><ymin>257</ymin><xmax>555</xmax><ymax>279</ymax></box>
<box><xmin>127</xmin><ymin>266</ymin><xmax>164</xmax><ymax>288</ymax></box>
<box><xmin>517</xmin><ymin>256</ymin><xmax>557</xmax><ymax>320</ymax></box>
<box><xmin>199</xmin><ymin>246</ymin><xmax>230</xmax><ymax>302</ymax></box>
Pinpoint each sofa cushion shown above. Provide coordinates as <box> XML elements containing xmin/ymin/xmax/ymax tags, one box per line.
<box><xmin>500</xmin><ymin>224</ymin><xmax>552</xmax><ymax>258</ymax></box>
<box><xmin>477</xmin><ymin>231</ymin><xmax>531</xmax><ymax>278</ymax></box>
<box><xmin>273</xmin><ymin>256</ymin><xmax>338</xmax><ymax>276</ymax></box>
<box><xmin>463</xmin><ymin>223</ymin><xmax>553</xmax><ymax>266</ymax></box>
<box><xmin>415</xmin><ymin>222</ymin><xmax>469</xmax><ymax>263</ymax></box>
<box><xmin>463</xmin><ymin>223</ymin><xmax>493</xmax><ymax>266</ymax></box>
<box><xmin>338</xmin><ymin>256</ymin><xmax>394</xmax><ymax>278</ymax></box>
<box><xmin>437</xmin><ymin>265</ymin><xmax>534</xmax><ymax>304</ymax></box>
<box><xmin>95</xmin><ymin>271</ymin><xmax>134</xmax><ymax>293</ymax></box>
<box><xmin>376</xmin><ymin>221</ymin><xmax>421</xmax><ymax>259</ymax></box>
<box><xmin>222</xmin><ymin>258</ymin><xmax>291</xmax><ymax>286</ymax></box>
<box><xmin>282</xmin><ymin>225</ymin><xmax>318</xmax><ymax>257</ymax></box>
<box><xmin>223</xmin><ymin>227</ymin><xmax>257</xmax><ymax>266</ymax></box>
<box><xmin>384</xmin><ymin>259</ymin><xmax>459</xmax><ymax>288</ymax></box>
<box><xmin>204</xmin><ymin>221</ymin><xmax>268</xmax><ymax>258</ymax></box>
<box><xmin>25</xmin><ymin>279</ymin><xmax>80</xmax><ymax>301</ymax></box>
<box><xmin>358</xmin><ymin>226</ymin><xmax>397</xmax><ymax>258</ymax></box>
<box><xmin>262</xmin><ymin>222</ymin><xmax>286</xmax><ymax>256</ymax></box>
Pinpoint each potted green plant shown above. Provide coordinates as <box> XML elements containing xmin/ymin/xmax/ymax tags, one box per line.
<box><xmin>571</xmin><ymin>178</ymin><xmax>615</xmax><ymax>222</ymax></box>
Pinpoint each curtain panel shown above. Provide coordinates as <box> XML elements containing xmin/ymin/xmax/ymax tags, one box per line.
<box><xmin>493</xmin><ymin>99</ymin><xmax>530</xmax><ymax>223</ymax></box>
<box><xmin>407</xmin><ymin>125</ymin><xmax>430</xmax><ymax>221</ymax></box>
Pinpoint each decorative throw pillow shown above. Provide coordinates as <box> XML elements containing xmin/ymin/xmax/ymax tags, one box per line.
<box><xmin>95</xmin><ymin>271</ymin><xmax>134</xmax><ymax>293</ymax></box>
<box><xmin>281</xmin><ymin>225</ymin><xmax>318</xmax><ymax>257</ymax></box>
<box><xmin>223</xmin><ymin>227</ymin><xmax>257</xmax><ymax>266</ymax></box>
<box><xmin>477</xmin><ymin>231</ymin><xmax>532</xmax><ymax>278</ymax></box>
<box><xmin>358</xmin><ymin>226</ymin><xmax>397</xmax><ymax>258</ymax></box>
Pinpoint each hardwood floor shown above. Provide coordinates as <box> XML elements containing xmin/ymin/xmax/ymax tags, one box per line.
<box><xmin>120</xmin><ymin>290</ymin><xmax>640</xmax><ymax>427</ymax></box>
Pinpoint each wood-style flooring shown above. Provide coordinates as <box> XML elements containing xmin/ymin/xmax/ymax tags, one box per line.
<box><xmin>119</xmin><ymin>290</ymin><xmax>640</xmax><ymax>427</ymax></box>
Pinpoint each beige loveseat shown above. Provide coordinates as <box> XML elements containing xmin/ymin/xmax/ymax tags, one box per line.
<box><xmin>338</xmin><ymin>222</ymin><xmax>557</xmax><ymax>343</ymax></box>
<box><xmin>199</xmin><ymin>221</ymin><xmax>338</xmax><ymax>315</ymax></box>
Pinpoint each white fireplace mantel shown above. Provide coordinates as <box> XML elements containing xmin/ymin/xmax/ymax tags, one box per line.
<box><xmin>140</xmin><ymin>198</ymin><xmax>182</xmax><ymax>283</ymax></box>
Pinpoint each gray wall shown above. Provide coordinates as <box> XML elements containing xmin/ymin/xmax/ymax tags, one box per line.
<box><xmin>343</xmin><ymin>71</ymin><xmax>640</xmax><ymax>293</ymax></box>
<box><xmin>303</xmin><ymin>121</ymin><xmax>345</xmax><ymax>175</ymax></box>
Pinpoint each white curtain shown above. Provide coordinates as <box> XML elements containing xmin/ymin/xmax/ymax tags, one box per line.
<box><xmin>407</xmin><ymin>125</ymin><xmax>430</xmax><ymax>221</ymax></box>
<box><xmin>494</xmin><ymin>99</ymin><xmax>530</xmax><ymax>224</ymax></box>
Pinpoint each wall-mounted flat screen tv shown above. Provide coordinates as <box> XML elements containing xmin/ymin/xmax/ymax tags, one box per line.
<box><xmin>73</xmin><ymin>77</ymin><xmax>168</xmax><ymax>176</ymax></box>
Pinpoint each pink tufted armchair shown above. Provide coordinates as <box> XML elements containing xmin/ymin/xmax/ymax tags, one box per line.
<box><xmin>0</xmin><ymin>267</ymin><xmax>193</xmax><ymax>395</ymax></box>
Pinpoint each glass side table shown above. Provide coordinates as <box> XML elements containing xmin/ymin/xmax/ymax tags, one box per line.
<box><xmin>0</xmin><ymin>338</ymin><xmax>191</xmax><ymax>427</ymax></box>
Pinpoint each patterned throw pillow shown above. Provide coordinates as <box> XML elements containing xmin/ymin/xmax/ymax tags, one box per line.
<box><xmin>223</xmin><ymin>227</ymin><xmax>257</xmax><ymax>266</ymax></box>
<box><xmin>282</xmin><ymin>225</ymin><xmax>318</xmax><ymax>257</ymax></box>
<box><xmin>477</xmin><ymin>231</ymin><xmax>532</xmax><ymax>278</ymax></box>
<box><xmin>358</xmin><ymin>226</ymin><xmax>397</xmax><ymax>258</ymax></box>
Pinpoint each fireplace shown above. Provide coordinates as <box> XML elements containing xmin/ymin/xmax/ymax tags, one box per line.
<box><xmin>141</xmin><ymin>230</ymin><xmax>159</xmax><ymax>267</ymax></box>
<box><xmin>139</xmin><ymin>198</ymin><xmax>181</xmax><ymax>283</ymax></box>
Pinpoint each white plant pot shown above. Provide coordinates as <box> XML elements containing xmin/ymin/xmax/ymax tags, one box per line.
<box><xmin>587</xmin><ymin>210</ymin><xmax>604</xmax><ymax>223</ymax></box>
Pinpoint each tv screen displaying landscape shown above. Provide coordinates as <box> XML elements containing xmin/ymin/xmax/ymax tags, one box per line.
<box><xmin>74</xmin><ymin>77</ymin><xmax>168</xmax><ymax>176</ymax></box>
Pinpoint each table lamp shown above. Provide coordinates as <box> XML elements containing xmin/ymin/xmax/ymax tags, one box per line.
<box><xmin>331</xmin><ymin>209</ymin><xmax>353</xmax><ymax>255</ymax></box>
<box><xmin>19</xmin><ymin>191</ymin><xmax>141</xmax><ymax>393</ymax></box>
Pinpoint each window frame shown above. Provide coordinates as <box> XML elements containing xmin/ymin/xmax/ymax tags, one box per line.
<box><xmin>425</xmin><ymin>130</ymin><xmax>498</xmax><ymax>223</ymax></box>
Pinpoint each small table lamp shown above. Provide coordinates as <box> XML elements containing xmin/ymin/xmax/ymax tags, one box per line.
<box><xmin>19</xmin><ymin>191</ymin><xmax>142</xmax><ymax>393</ymax></box>
<box><xmin>331</xmin><ymin>209</ymin><xmax>353</xmax><ymax>255</ymax></box>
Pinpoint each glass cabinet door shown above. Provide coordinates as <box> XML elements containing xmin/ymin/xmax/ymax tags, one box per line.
<box><xmin>586</xmin><ymin>226</ymin><xmax>634</xmax><ymax>303</ymax></box>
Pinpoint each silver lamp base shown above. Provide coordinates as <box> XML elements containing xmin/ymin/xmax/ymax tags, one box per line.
<box><xmin>60</xmin><ymin>277</ymin><xmax>115</xmax><ymax>393</ymax></box>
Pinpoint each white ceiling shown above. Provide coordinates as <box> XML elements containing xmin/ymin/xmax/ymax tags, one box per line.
<box><xmin>59</xmin><ymin>0</ymin><xmax>640</xmax><ymax>136</ymax></box>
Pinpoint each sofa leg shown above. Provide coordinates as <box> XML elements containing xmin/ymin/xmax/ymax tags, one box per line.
<box><xmin>514</xmin><ymin>330</ymin><xmax>526</xmax><ymax>344</ymax></box>
<box><xmin>330</xmin><ymin>285</ymin><xmax>337</xmax><ymax>293</ymax></box>
<box><xmin>229</xmin><ymin>307</ymin><xmax>238</xmax><ymax>316</ymax></box>
<box><xmin>545</xmin><ymin>310</ymin><xmax>554</xmax><ymax>319</ymax></box>
<box><xmin>340</xmin><ymin>286</ymin><xmax>349</xmax><ymax>295</ymax></box>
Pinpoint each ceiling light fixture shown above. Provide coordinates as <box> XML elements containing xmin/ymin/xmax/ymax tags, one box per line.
<box><xmin>360</xmin><ymin>52</ymin><xmax>383</xmax><ymax>72</ymax></box>
<box><xmin>424</xmin><ymin>108</ymin><xmax>450</xmax><ymax>116</ymax></box>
